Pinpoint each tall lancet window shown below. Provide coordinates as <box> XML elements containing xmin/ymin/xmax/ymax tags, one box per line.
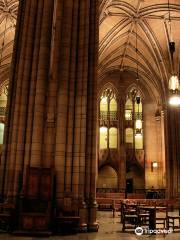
<box><xmin>99</xmin><ymin>87</ymin><xmax>118</xmax><ymax>149</ymax></box>
<box><xmin>125</xmin><ymin>89</ymin><xmax>143</xmax><ymax>149</ymax></box>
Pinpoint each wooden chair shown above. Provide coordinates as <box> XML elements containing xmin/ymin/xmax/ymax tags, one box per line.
<box><xmin>137</xmin><ymin>206</ymin><xmax>150</xmax><ymax>228</ymax></box>
<box><xmin>167</xmin><ymin>206</ymin><xmax>180</xmax><ymax>231</ymax></box>
<box><xmin>155</xmin><ymin>206</ymin><xmax>167</xmax><ymax>229</ymax></box>
<box><xmin>121</xmin><ymin>203</ymin><xmax>138</xmax><ymax>232</ymax></box>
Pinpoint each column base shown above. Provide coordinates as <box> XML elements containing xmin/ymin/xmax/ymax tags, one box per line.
<box><xmin>79</xmin><ymin>223</ymin><xmax>88</xmax><ymax>233</ymax></box>
<box><xmin>88</xmin><ymin>223</ymin><xmax>99</xmax><ymax>232</ymax></box>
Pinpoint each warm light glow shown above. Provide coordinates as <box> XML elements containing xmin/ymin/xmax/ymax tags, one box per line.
<box><xmin>100</xmin><ymin>97</ymin><xmax>108</xmax><ymax>111</ymax></box>
<box><xmin>0</xmin><ymin>123</ymin><xmax>4</xmax><ymax>144</ymax></box>
<box><xmin>135</xmin><ymin>119</ymin><xmax>142</xmax><ymax>139</ymax></box>
<box><xmin>135</xmin><ymin>130</ymin><xmax>143</xmax><ymax>149</ymax></box>
<box><xmin>135</xmin><ymin>119</ymin><xmax>142</xmax><ymax>129</ymax></box>
<box><xmin>152</xmin><ymin>162</ymin><xmax>158</xmax><ymax>168</ymax></box>
<box><xmin>109</xmin><ymin>98</ymin><xmax>117</xmax><ymax>112</ymax></box>
<box><xmin>99</xmin><ymin>127</ymin><xmax>108</xmax><ymax>149</ymax></box>
<box><xmin>135</xmin><ymin>101</ymin><xmax>142</xmax><ymax>113</ymax></box>
<box><xmin>125</xmin><ymin>128</ymin><xmax>133</xmax><ymax>143</ymax></box>
<box><xmin>125</xmin><ymin>99</ymin><xmax>133</xmax><ymax>110</ymax></box>
<box><xmin>168</xmin><ymin>75</ymin><xmax>180</xmax><ymax>106</ymax></box>
<box><xmin>100</xmin><ymin>127</ymin><xmax>107</xmax><ymax>133</ymax></box>
<box><xmin>125</xmin><ymin>110</ymin><xmax>132</xmax><ymax>120</ymax></box>
<box><xmin>169</xmin><ymin>75</ymin><xmax>179</xmax><ymax>91</ymax></box>
<box><xmin>101</xmin><ymin>96</ymin><xmax>107</xmax><ymax>104</ymax></box>
<box><xmin>135</xmin><ymin>132</ymin><xmax>142</xmax><ymax>138</ymax></box>
<box><xmin>109</xmin><ymin>127</ymin><xmax>117</xmax><ymax>148</ymax></box>
<box><xmin>169</xmin><ymin>94</ymin><xmax>180</xmax><ymax>106</ymax></box>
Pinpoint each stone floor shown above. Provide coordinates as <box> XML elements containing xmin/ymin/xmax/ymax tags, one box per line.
<box><xmin>0</xmin><ymin>211</ymin><xmax>180</xmax><ymax>240</ymax></box>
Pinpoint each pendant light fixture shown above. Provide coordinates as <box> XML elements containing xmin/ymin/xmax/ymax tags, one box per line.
<box><xmin>135</xmin><ymin>21</ymin><xmax>142</xmax><ymax>137</ymax></box>
<box><xmin>167</xmin><ymin>0</ymin><xmax>180</xmax><ymax>106</ymax></box>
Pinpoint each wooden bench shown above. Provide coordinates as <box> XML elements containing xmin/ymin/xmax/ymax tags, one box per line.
<box><xmin>96</xmin><ymin>198</ymin><xmax>114</xmax><ymax>210</ymax></box>
<box><xmin>97</xmin><ymin>192</ymin><xmax>125</xmax><ymax>199</ymax></box>
<box><xmin>127</xmin><ymin>193</ymin><xmax>146</xmax><ymax>199</ymax></box>
<box><xmin>96</xmin><ymin>198</ymin><xmax>124</xmax><ymax>217</ymax></box>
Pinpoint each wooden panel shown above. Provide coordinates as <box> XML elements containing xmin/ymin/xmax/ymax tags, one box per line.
<box><xmin>40</xmin><ymin>168</ymin><xmax>53</xmax><ymax>200</ymax></box>
<box><xmin>34</xmin><ymin>216</ymin><xmax>48</xmax><ymax>230</ymax></box>
<box><xmin>18</xmin><ymin>166</ymin><xmax>54</xmax><ymax>232</ymax></box>
<box><xmin>21</xmin><ymin>215</ymin><xmax>33</xmax><ymax>230</ymax></box>
<box><xmin>26</xmin><ymin>167</ymin><xmax>40</xmax><ymax>198</ymax></box>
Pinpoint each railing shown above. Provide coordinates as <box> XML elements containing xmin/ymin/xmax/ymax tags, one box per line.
<box><xmin>125</xmin><ymin>112</ymin><xmax>143</xmax><ymax>121</ymax></box>
<box><xmin>97</xmin><ymin>188</ymin><xmax>125</xmax><ymax>193</ymax></box>
<box><xmin>134</xmin><ymin>112</ymin><xmax>142</xmax><ymax>120</ymax></box>
<box><xmin>125</xmin><ymin>111</ymin><xmax>133</xmax><ymax>120</ymax></box>
<box><xmin>99</xmin><ymin>111</ymin><xmax>143</xmax><ymax>121</ymax></box>
<box><xmin>99</xmin><ymin>111</ymin><xmax>117</xmax><ymax>121</ymax></box>
<box><xmin>109</xmin><ymin>111</ymin><xmax>117</xmax><ymax>121</ymax></box>
<box><xmin>96</xmin><ymin>188</ymin><xmax>166</xmax><ymax>199</ymax></box>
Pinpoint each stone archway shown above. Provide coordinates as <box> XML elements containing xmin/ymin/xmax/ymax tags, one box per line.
<box><xmin>97</xmin><ymin>165</ymin><xmax>118</xmax><ymax>189</ymax></box>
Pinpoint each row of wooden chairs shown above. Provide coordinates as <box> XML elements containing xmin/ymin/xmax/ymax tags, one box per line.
<box><xmin>121</xmin><ymin>203</ymin><xmax>180</xmax><ymax>232</ymax></box>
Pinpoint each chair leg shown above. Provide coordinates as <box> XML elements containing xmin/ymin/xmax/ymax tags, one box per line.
<box><xmin>173</xmin><ymin>220</ymin><xmax>174</xmax><ymax>231</ymax></box>
<box><xmin>113</xmin><ymin>209</ymin><xmax>115</xmax><ymax>218</ymax></box>
<box><xmin>122</xmin><ymin>222</ymin><xmax>125</xmax><ymax>232</ymax></box>
<box><xmin>166</xmin><ymin>219</ymin><xmax>169</xmax><ymax>230</ymax></box>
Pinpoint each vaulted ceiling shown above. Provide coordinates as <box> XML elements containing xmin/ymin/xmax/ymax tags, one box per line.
<box><xmin>0</xmin><ymin>0</ymin><xmax>18</xmax><ymax>90</ymax></box>
<box><xmin>0</xmin><ymin>0</ymin><xmax>180</xmax><ymax>101</ymax></box>
<box><xmin>99</xmin><ymin>0</ymin><xmax>180</xmax><ymax>100</ymax></box>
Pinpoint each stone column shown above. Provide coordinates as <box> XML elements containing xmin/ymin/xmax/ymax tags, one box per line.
<box><xmin>0</xmin><ymin>0</ymin><xmax>54</xmax><ymax>200</ymax></box>
<box><xmin>155</xmin><ymin>111</ymin><xmax>163</xmax><ymax>188</ymax></box>
<box><xmin>53</xmin><ymin>0</ymin><xmax>99</xmax><ymax>231</ymax></box>
<box><xmin>118</xmin><ymin>99</ymin><xmax>126</xmax><ymax>192</ymax></box>
<box><xmin>0</xmin><ymin>0</ymin><xmax>99</xmax><ymax>231</ymax></box>
<box><xmin>160</xmin><ymin>111</ymin><xmax>166</xmax><ymax>188</ymax></box>
<box><xmin>166</xmin><ymin>107</ymin><xmax>180</xmax><ymax>198</ymax></box>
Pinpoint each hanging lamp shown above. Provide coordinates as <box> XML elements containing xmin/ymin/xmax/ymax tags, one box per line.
<box><xmin>167</xmin><ymin>0</ymin><xmax>180</xmax><ymax>106</ymax></box>
<box><xmin>135</xmin><ymin>21</ymin><xmax>142</xmax><ymax>137</ymax></box>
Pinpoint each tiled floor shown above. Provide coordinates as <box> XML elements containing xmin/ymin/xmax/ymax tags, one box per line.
<box><xmin>0</xmin><ymin>211</ymin><xmax>179</xmax><ymax>239</ymax></box>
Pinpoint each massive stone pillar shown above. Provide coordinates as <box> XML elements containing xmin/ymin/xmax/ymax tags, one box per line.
<box><xmin>0</xmin><ymin>0</ymin><xmax>55</xmax><ymax>200</ymax></box>
<box><xmin>166</xmin><ymin>108</ymin><xmax>180</xmax><ymax>198</ymax></box>
<box><xmin>0</xmin><ymin>0</ymin><xmax>99</xmax><ymax>231</ymax></box>
<box><xmin>155</xmin><ymin>110</ymin><xmax>166</xmax><ymax>188</ymax></box>
<box><xmin>53</xmin><ymin>0</ymin><xmax>99</xmax><ymax>231</ymax></box>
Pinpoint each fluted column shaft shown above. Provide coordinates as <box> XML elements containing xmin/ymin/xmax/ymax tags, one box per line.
<box><xmin>0</xmin><ymin>0</ymin><xmax>99</xmax><ymax>231</ymax></box>
<box><xmin>166</xmin><ymin>108</ymin><xmax>180</xmax><ymax>198</ymax></box>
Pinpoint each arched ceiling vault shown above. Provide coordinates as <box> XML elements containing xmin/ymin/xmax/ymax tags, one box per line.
<box><xmin>99</xmin><ymin>0</ymin><xmax>180</xmax><ymax>102</ymax></box>
<box><xmin>0</xmin><ymin>0</ymin><xmax>18</xmax><ymax>87</ymax></box>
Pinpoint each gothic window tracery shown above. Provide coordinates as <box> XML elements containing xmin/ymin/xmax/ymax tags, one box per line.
<box><xmin>99</xmin><ymin>87</ymin><xmax>118</xmax><ymax>149</ymax></box>
<box><xmin>125</xmin><ymin>88</ymin><xmax>143</xmax><ymax>150</ymax></box>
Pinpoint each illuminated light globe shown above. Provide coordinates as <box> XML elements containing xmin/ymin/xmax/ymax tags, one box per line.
<box><xmin>169</xmin><ymin>75</ymin><xmax>179</xmax><ymax>91</ymax></box>
<box><xmin>136</xmin><ymin>119</ymin><xmax>142</xmax><ymax>129</ymax></box>
<box><xmin>168</xmin><ymin>75</ymin><xmax>180</xmax><ymax>106</ymax></box>
<box><xmin>169</xmin><ymin>94</ymin><xmax>180</xmax><ymax>106</ymax></box>
<box><xmin>152</xmin><ymin>162</ymin><xmax>158</xmax><ymax>168</ymax></box>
